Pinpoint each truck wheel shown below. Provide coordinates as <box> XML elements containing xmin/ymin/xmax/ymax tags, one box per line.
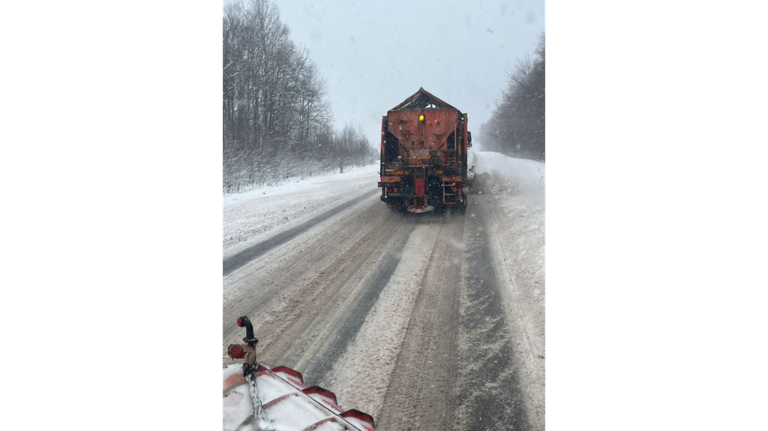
<box><xmin>455</xmin><ymin>200</ymin><xmax>467</xmax><ymax>214</ymax></box>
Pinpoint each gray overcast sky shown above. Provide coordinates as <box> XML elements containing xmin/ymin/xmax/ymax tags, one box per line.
<box><xmin>227</xmin><ymin>0</ymin><xmax>544</xmax><ymax>148</ymax></box>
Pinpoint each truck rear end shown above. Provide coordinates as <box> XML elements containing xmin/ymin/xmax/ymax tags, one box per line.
<box><xmin>378</xmin><ymin>88</ymin><xmax>472</xmax><ymax>213</ymax></box>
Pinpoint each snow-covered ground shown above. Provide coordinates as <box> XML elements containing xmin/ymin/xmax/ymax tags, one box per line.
<box><xmin>222</xmin><ymin>150</ymin><xmax>546</xmax><ymax>429</ymax></box>
<box><xmin>472</xmin><ymin>151</ymin><xmax>545</xmax><ymax>205</ymax></box>
<box><xmin>470</xmin><ymin>150</ymin><xmax>546</xmax><ymax>428</ymax></box>
<box><xmin>223</xmin><ymin>155</ymin><xmax>544</xmax><ymax>261</ymax></box>
<box><xmin>223</xmin><ymin>165</ymin><xmax>378</xmax><ymax>259</ymax></box>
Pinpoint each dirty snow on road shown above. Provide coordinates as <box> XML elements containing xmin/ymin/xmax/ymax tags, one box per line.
<box><xmin>463</xmin><ymin>150</ymin><xmax>546</xmax><ymax>429</ymax></box>
<box><xmin>222</xmin><ymin>150</ymin><xmax>545</xmax><ymax>430</ymax></box>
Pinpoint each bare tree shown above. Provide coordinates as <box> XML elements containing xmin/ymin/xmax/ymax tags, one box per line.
<box><xmin>480</xmin><ymin>33</ymin><xmax>545</xmax><ymax>161</ymax></box>
<box><xmin>223</xmin><ymin>0</ymin><xmax>375</xmax><ymax>193</ymax></box>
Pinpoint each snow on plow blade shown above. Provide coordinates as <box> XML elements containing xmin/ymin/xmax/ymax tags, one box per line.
<box><xmin>224</xmin><ymin>362</ymin><xmax>376</xmax><ymax>431</ymax></box>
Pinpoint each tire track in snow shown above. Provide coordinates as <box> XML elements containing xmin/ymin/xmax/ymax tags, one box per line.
<box><xmin>222</xmin><ymin>197</ymin><xmax>388</xmax><ymax>340</ymax></box>
<box><xmin>255</xmin><ymin>215</ymin><xmax>411</xmax><ymax>366</ymax></box>
<box><xmin>453</xmin><ymin>196</ymin><xmax>531</xmax><ymax>431</ymax></box>
<box><xmin>223</xmin><ymin>188</ymin><xmax>378</xmax><ymax>275</ymax></box>
<box><xmin>295</xmin><ymin>227</ymin><xmax>412</xmax><ymax>386</ymax></box>
<box><xmin>317</xmin><ymin>220</ymin><xmax>445</xmax><ymax>418</ymax></box>
<box><xmin>377</xmin><ymin>214</ymin><xmax>465</xmax><ymax>431</ymax></box>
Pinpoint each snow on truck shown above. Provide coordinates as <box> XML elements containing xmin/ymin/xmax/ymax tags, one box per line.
<box><xmin>378</xmin><ymin>88</ymin><xmax>472</xmax><ymax>214</ymax></box>
<box><xmin>224</xmin><ymin>316</ymin><xmax>377</xmax><ymax>431</ymax></box>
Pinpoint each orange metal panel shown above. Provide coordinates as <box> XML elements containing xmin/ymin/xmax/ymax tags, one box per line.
<box><xmin>386</xmin><ymin>109</ymin><xmax>459</xmax><ymax>155</ymax></box>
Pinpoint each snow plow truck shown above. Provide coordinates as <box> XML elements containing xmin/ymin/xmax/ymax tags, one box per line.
<box><xmin>378</xmin><ymin>88</ymin><xmax>472</xmax><ymax>214</ymax></box>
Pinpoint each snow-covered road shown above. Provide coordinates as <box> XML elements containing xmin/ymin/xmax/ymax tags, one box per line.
<box><xmin>223</xmin><ymin>152</ymin><xmax>545</xmax><ymax>430</ymax></box>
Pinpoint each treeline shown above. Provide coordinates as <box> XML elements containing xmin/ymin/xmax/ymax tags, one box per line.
<box><xmin>223</xmin><ymin>0</ymin><xmax>376</xmax><ymax>193</ymax></box>
<box><xmin>479</xmin><ymin>34</ymin><xmax>545</xmax><ymax>161</ymax></box>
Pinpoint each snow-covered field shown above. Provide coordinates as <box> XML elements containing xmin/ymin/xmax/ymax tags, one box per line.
<box><xmin>222</xmin><ymin>150</ymin><xmax>545</xmax><ymax>430</ymax></box>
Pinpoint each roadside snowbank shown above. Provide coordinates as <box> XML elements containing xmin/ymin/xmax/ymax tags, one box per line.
<box><xmin>472</xmin><ymin>151</ymin><xmax>545</xmax><ymax>206</ymax></box>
